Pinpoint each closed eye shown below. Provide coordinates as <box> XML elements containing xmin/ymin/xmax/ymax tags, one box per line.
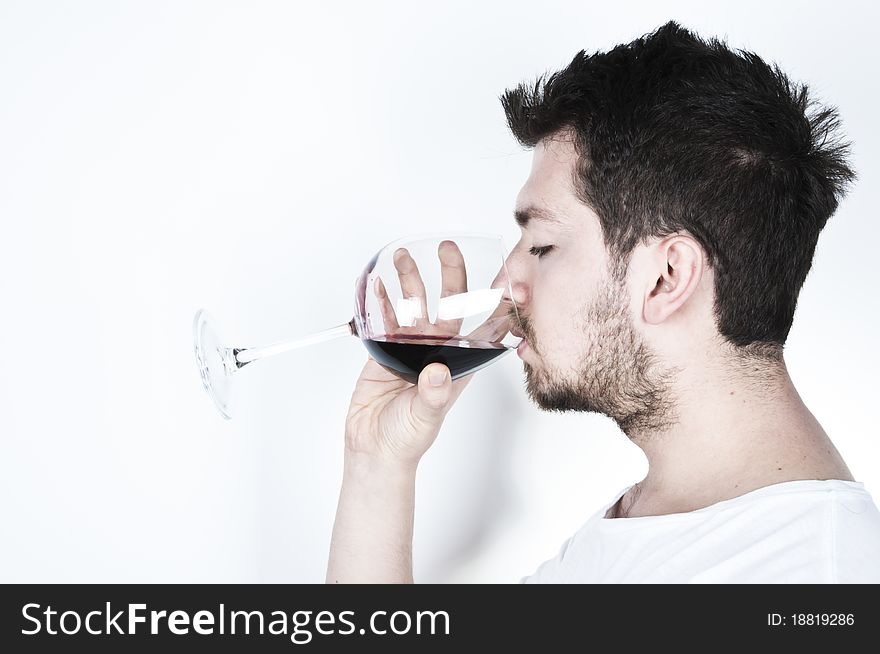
<box><xmin>529</xmin><ymin>245</ymin><xmax>554</xmax><ymax>258</ymax></box>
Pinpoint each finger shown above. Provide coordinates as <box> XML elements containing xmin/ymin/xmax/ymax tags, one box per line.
<box><xmin>412</xmin><ymin>363</ymin><xmax>477</xmax><ymax>421</ymax></box>
<box><xmin>435</xmin><ymin>240</ymin><xmax>468</xmax><ymax>335</ymax></box>
<box><xmin>413</xmin><ymin>363</ymin><xmax>453</xmax><ymax>418</ymax></box>
<box><xmin>375</xmin><ymin>276</ymin><xmax>400</xmax><ymax>334</ymax></box>
<box><xmin>393</xmin><ymin>248</ymin><xmax>429</xmax><ymax>326</ymax></box>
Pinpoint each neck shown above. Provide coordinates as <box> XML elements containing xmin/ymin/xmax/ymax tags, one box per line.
<box><xmin>619</xmin><ymin>350</ymin><xmax>853</xmax><ymax>517</ymax></box>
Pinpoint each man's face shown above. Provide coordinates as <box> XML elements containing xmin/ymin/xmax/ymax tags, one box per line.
<box><xmin>505</xmin><ymin>134</ymin><xmax>673</xmax><ymax>432</ymax></box>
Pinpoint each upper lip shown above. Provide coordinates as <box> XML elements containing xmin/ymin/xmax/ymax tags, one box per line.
<box><xmin>509</xmin><ymin>323</ymin><xmax>526</xmax><ymax>339</ymax></box>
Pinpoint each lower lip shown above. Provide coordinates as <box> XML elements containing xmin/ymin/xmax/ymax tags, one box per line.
<box><xmin>517</xmin><ymin>340</ymin><xmax>528</xmax><ymax>357</ymax></box>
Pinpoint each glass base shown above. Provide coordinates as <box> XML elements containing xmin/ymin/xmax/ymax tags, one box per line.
<box><xmin>193</xmin><ymin>309</ymin><xmax>238</xmax><ymax>420</ymax></box>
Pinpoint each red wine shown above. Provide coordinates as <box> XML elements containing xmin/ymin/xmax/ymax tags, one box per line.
<box><xmin>363</xmin><ymin>334</ymin><xmax>511</xmax><ymax>384</ymax></box>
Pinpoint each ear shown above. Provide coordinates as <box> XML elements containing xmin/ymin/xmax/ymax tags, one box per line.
<box><xmin>642</xmin><ymin>234</ymin><xmax>705</xmax><ymax>325</ymax></box>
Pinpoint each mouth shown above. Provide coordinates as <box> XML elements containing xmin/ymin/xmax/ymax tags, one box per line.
<box><xmin>509</xmin><ymin>322</ymin><xmax>530</xmax><ymax>357</ymax></box>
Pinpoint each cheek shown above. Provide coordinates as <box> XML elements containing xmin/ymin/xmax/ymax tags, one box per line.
<box><xmin>530</xmin><ymin>291</ymin><xmax>582</xmax><ymax>349</ymax></box>
<box><xmin>528</xmin><ymin>250</ymin><xmax>606</xmax><ymax>338</ymax></box>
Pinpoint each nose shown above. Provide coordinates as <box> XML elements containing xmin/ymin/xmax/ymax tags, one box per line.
<box><xmin>494</xmin><ymin>254</ymin><xmax>530</xmax><ymax>311</ymax></box>
<box><xmin>505</xmin><ymin>280</ymin><xmax>529</xmax><ymax>309</ymax></box>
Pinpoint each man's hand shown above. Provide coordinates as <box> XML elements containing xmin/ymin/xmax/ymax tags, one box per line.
<box><xmin>326</xmin><ymin>241</ymin><xmax>476</xmax><ymax>583</ymax></box>
<box><xmin>344</xmin><ymin>355</ymin><xmax>474</xmax><ymax>467</ymax></box>
<box><xmin>346</xmin><ymin>241</ymin><xmax>477</xmax><ymax>467</ymax></box>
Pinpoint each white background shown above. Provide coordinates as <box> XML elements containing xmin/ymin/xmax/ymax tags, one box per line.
<box><xmin>2</xmin><ymin>0</ymin><xmax>877</xmax><ymax>582</ymax></box>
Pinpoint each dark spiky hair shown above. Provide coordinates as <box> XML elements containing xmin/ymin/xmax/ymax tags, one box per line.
<box><xmin>501</xmin><ymin>21</ymin><xmax>855</xmax><ymax>353</ymax></box>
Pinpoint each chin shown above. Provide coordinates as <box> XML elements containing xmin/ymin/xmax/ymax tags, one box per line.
<box><xmin>523</xmin><ymin>362</ymin><xmax>599</xmax><ymax>414</ymax></box>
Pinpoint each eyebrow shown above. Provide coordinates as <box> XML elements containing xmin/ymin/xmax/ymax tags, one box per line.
<box><xmin>514</xmin><ymin>205</ymin><xmax>564</xmax><ymax>228</ymax></box>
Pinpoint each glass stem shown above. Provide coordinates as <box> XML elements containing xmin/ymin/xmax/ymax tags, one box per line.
<box><xmin>233</xmin><ymin>318</ymin><xmax>357</xmax><ymax>367</ymax></box>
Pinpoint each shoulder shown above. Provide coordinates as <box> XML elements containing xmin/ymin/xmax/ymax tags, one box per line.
<box><xmin>692</xmin><ymin>480</ymin><xmax>880</xmax><ymax>582</ymax></box>
<box><xmin>520</xmin><ymin>480</ymin><xmax>880</xmax><ymax>583</ymax></box>
<box><xmin>828</xmin><ymin>484</ymin><xmax>880</xmax><ymax>583</ymax></box>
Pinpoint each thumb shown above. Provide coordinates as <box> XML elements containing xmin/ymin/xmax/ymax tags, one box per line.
<box><xmin>410</xmin><ymin>363</ymin><xmax>453</xmax><ymax>427</ymax></box>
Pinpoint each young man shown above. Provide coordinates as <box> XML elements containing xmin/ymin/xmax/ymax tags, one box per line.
<box><xmin>327</xmin><ymin>22</ymin><xmax>880</xmax><ymax>583</ymax></box>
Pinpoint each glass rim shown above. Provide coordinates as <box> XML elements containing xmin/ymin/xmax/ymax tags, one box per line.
<box><xmin>376</xmin><ymin>231</ymin><xmax>507</xmax><ymax>252</ymax></box>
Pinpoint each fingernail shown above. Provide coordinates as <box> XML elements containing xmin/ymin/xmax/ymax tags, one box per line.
<box><xmin>429</xmin><ymin>370</ymin><xmax>447</xmax><ymax>386</ymax></box>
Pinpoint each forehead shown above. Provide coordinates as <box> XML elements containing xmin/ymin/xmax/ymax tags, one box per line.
<box><xmin>514</xmin><ymin>135</ymin><xmax>590</xmax><ymax>232</ymax></box>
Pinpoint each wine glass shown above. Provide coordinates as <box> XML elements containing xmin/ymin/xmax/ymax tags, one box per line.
<box><xmin>193</xmin><ymin>232</ymin><xmax>523</xmax><ymax>419</ymax></box>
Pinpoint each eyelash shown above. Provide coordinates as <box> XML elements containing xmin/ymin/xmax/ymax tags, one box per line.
<box><xmin>529</xmin><ymin>245</ymin><xmax>554</xmax><ymax>258</ymax></box>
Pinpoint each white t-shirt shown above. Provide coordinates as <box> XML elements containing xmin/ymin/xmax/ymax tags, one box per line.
<box><xmin>521</xmin><ymin>479</ymin><xmax>880</xmax><ymax>583</ymax></box>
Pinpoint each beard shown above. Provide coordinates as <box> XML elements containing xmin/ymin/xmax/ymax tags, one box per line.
<box><xmin>519</xmin><ymin>270</ymin><xmax>677</xmax><ymax>436</ymax></box>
